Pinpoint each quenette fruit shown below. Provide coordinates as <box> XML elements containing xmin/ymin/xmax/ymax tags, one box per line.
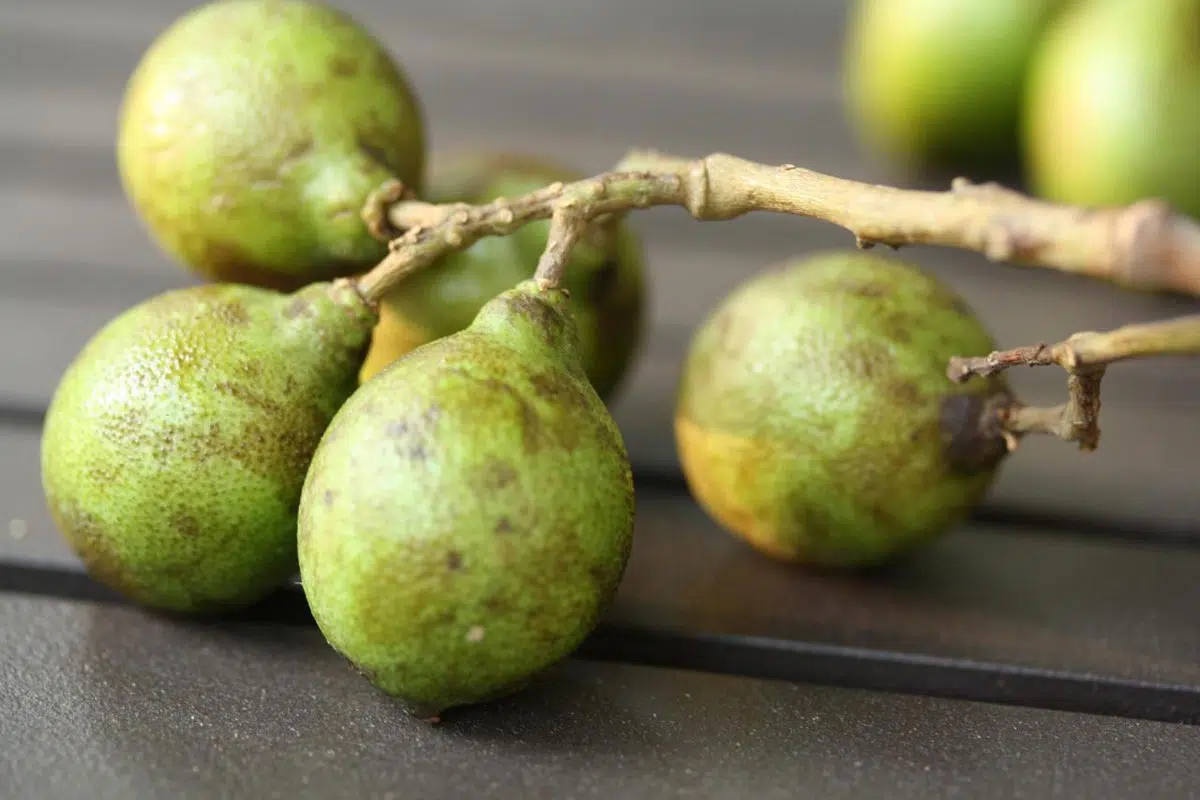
<box><xmin>674</xmin><ymin>251</ymin><xmax>1012</xmax><ymax>568</ymax></box>
<box><xmin>1023</xmin><ymin>0</ymin><xmax>1200</xmax><ymax>218</ymax></box>
<box><xmin>359</xmin><ymin>152</ymin><xmax>646</xmax><ymax>402</ymax></box>
<box><xmin>844</xmin><ymin>0</ymin><xmax>1067</xmax><ymax>175</ymax></box>
<box><xmin>299</xmin><ymin>280</ymin><xmax>636</xmax><ymax>719</ymax></box>
<box><xmin>117</xmin><ymin>0</ymin><xmax>426</xmax><ymax>290</ymax></box>
<box><xmin>40</xmin><ymin>280</ymin><xmax>376</xmax><ymax>613</ymax></box>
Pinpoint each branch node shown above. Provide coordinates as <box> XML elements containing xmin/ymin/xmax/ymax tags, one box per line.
<box><xmin>684</xmin><ymin>159</ymin><xmax>713</xmax><ymax>219</ymax></box>
<box><xmin>362</xmin><ymin>178</ymin><xmax>410</xmax><ymax>240</ymax></box>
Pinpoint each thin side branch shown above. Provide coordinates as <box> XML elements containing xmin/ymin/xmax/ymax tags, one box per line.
<box><xmin>534</xmin><ymin>208</ymin><xmax>590</xmax><ymax>289</ymax></box>
<box><xmin>947</xmin><ymin>314</ymin><xmax>1200</xmax><ymax>451</ymax></box>
<box><xmin>354</xmin><ymin>149</ymin><xmax>1200</xmax><ymax>302</ymax></box>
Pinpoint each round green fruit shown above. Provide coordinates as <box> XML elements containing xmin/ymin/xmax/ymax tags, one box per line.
<box><xmin>299</xmin><ymin>281</ymin><xmax>635</xmax><ymax>718</ymax></box>
<box><xmin>1023</xmin><ymin>0</ymin><xmax>1200</xmax><ymax>218</ymax></box>
<box><xmin>674</xmin><ymin>251</ymin><xmax>1013</xmax><ymax>568</ymax></box>
<box><xmin>360</xmin><ymin>152</ymin><xmax>646</xmax><ymax>403</ymax></box>
<box><xmin>41</xmin><ymin>281</ymin><xmax>375</xmax><ymax>614</ymax></box>
<box><xmin>844</xmin><ymin>0</ymin><xmax>1067</xmax><ymax>175</ymax></box>
<box><xmin>117</xmin><ymin>0</ymin><xmax>426</xmax><ymax>291</ymax></box>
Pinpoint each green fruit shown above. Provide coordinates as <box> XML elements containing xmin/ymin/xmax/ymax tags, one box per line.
<box><xmin>844</xmin><ymin>0</ymin><xmax>1067</xmax><ymax>174</ymax></box>
<box><xmin>360</xmin><ymin>152</ymin><xmax>646</xmax><ymax>403</ymax></box>
<box><xmin>117</xmin><ymin>0</ymin><xmax>426</xmax><ymax>291</ymax></box>
<box><xmin>674</xmin><ymin>251</ymin><xmax>1012</xmax><ymax>568</ymax></box>
<box><xmin>40</xmin><ymin>281</ymin><xmax>376</xmax><ymax>614</ymax></box>
<box><xmin>299</xmin><ymin>280</ymin><xmax>636</xmax><ymax>719</ymax></box>
<box><xmin>1024</xmin><ymin>0</ymin><xmax>1200</xmax><ymax>218</ymax></box>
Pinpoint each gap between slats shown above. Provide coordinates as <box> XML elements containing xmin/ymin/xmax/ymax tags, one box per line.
<box><xmin>2</xmin><ymin>561</ymin><xmax>1198</xmax><ymax>727</ymax></box>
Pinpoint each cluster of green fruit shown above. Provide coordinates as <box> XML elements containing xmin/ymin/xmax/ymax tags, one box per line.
<box><xmin>39</xmin><ymin>0</ymin><xmax>1016</xmax><ymax>720</ymax></box>
<box><xmin>845</xmin><ymin>0</ymin><xmax>1200</xmax><ymax>218</ymax></box>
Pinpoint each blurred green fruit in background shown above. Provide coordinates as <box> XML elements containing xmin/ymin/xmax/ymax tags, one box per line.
<box><xmin>1024</xmin><ymin>0</ymin><xmax>1200</xmax><ymax>218</ymax></box>
<box><xmin>844</xmin><ymin>0</ymin><xmax>1067</xmax><ymax>176</ymax></box>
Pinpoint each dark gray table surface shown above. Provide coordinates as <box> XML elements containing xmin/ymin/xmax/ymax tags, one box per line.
<box><xmin>4</xmin><ymin>1</ymin><xmax>1200</xmax><ymax>797</ymax></box>
<box><xmin>5</xmin><ymin>593</ymin><xmax>1198</xmax><ymax>800</ymax></box>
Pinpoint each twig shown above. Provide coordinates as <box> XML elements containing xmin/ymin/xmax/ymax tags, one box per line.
<box><xmin>349</xmin><ymin>150</ymin><xmax>1200</xmax><ymax>456</ymax></box>
<box><xmin>353</xmin><ymin>149</ymin><xmax>1200</xmax><ymax>302</ymax></box>
<box><xmin>947</xmin><ymin>315</ymin><xmax>1200</xmax><ymax>451</ymax></box>
<box><xmin>534</xmin><ymin>208</ymin><xmax>590</xmax><ymax>289</ymax></box>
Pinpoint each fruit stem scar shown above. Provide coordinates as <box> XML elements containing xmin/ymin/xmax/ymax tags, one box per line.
<box><xmin>948</xmin><ymin>314</ymin><xmax>1200</xmax><ymax>451</ymax></box>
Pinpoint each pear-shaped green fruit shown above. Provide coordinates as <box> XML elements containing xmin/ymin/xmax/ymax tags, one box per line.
<box><xmin>844</xmin><ymin>0</ymin><xmax>1067</xmax><ymax>175</ymax></box>
<box><xmin>117</xmin><ymin>0</ymin><xmax>426</xmax><ymax>291</ymax></box>
<box><xmin>299</xmin><ymin>280</ymin><xmax>635</xmax><ymax>719</ymax></box>
<box><xmin>1024</xmin><ymin>0</ymin><xmax>1200</xmax><ymax>218</ymax></box>
<box><xmin>675</xmin><ymin>251</ymin><xmax>1013</xmax><ymax>569</ymax></box>
<box><xmin>40</xmin><ymin>280</ymin><xmax>376</xmax><ymax>614</ymax></box>
<box><xmin>360</xmin><ymin>152</ymin><xmax>646</xmax><ymax>402</ymax></box>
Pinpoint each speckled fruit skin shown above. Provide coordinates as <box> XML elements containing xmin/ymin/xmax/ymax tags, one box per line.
<box><xmin>359</xmin><ymin>152</ymin><xmax>646</xmax><ymax>403</ymax></box>
<box><xmin>1024</xmin><ymin>0</ymin><xmax>1200</xmax><ymax>218</ymax></box>
<box><xmin>40</xmin><ymin>281</ymin><xmax>376</xmax><ymax>614</ymax></box>
<box><xmin>299</xmin><ymin>280</ymin><xmax>636</xmax><ymax>718</ymax></box>
<box><xmin>117</xmin><ymin>0</ymin><xmax>426</xmax><ymax>291</ymax></box>
<box><xmin>674</xmin><ymin>251</ymin><xmax>1012</xmax><ymax>569</ymax></box>
<box><xmin>844</xmin><ymin>0</ymin><xmax>1066</xmax><ymax>174</ymax></box>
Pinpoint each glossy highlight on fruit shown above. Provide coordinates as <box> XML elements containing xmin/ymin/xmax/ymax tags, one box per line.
<box><xmin>360</xmin><ymin>152</ymin><xmax>646</xmax><ymax>402</ymax></box>
<box><xmin>40</xmin><ymin>281</ymin><xmax>376</xmax><ymax>614</ymax></box>
<box><xmin>1023</xmin><ymin>0</ymin><xmax>1200</xmax><ymax>218</ymax></box>
<box><xmin>299</xmin><ymin>280</ymin><xmax>636</xmax><ymax>718</ymax></box>
<box><xmin>674</xmin><ymin>251</ymin><xmax>1012</xmax><ymax>568</ymax></box>
<box><xmin>117</xmin><ymin>0</ymin><xmax>427</xmax><ymax>290</ymax></box>
<box><xmin>844</xmin><ymin>0</ymin><xmax>1067</xmax><ymax>175</ymax></box>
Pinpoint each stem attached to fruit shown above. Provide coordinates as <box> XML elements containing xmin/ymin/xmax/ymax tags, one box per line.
<box><xmin>948</xmin><ymin>314</ymin><xmax>1200</xmax><ymax>451</ymax></box>
<box><xmin>356</xmin><ymin>149</ymin><xmax>1200</xmax><ymax>302</ymax></box>
<box><xmin>355</xmin><ymin>169</ymin><xmax>684</xmax><ymax>299</ymax></box>
<box><xmin>351</xmin><ymin>149</ymin><xmax>1200</xmax><ymax>455</ymax></box>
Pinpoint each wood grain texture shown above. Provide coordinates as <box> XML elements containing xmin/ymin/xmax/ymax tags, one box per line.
<box><xmin>1</xmin><ymin>0</ymin><xmax>1197</xmax><ymax>532</ymax></box>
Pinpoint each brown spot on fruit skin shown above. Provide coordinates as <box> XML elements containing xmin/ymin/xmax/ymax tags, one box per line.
<box><xmin>504</xmin><ymin>292</ymin><xmax>569</xmax><ymax>345</ymax></box>
<box><xmin>838</xmin><ymin>281</ymin><xmax>889</xmax><ymax>298</ymax></box>
<box><xmin>939</xmin><ymin>392</ymin><xmax>1013</xmax><ymax>474</ymax></box>
<box><xmin>215</xmin><ymin>381</ymin><xmax>283</xmax><ymax>416</ymax></box>
<box><xmin>889</xmin><ymin>380</ymin><xmax>923</xmax><ymax>410</ymax></box>
<box><xmin>171</xmin><ymin>510</ymin><xmax>203</xmax><ymax>538</ymax></box>
<box><xmin>446</xmin><ymin>551</ymin><xmax>463</xmax><ymax>571</ymax></box>
<box><xmin>50</xmin><ymin>502</ymin><xmax>142</xmax><ymax>605</ymax></box>
<box><xmin>529</xmin><ymin>372</ymin><xmax>590</xmax><ymax>412</ymax></box>
<box><xmin>330</xmin><ymin>56</ymin><xmax>358</xmax><ymax>77</ymax></box>
<box><xmin>283</xmin><ymin>296</ymin><xmax>315</xmax><ymax>319</ymax></box>
<box><xmin>494</xmin><ymin>517</ymin><xmax>514</xmax><ymax>534</ymax></box>
<box><xmin>212</xmin><ymin>299</ymin><xmax>251</xmax><ymax>327</ymax></box>
<box><xmin>356</xmin><ymin>136</ymin><xmax>391</xmax><ymax>170</ymax></box>
<box><xmin>477</xmin><ymin>461</ymin><xmax>517</xmax><ymax>491</ymax></box>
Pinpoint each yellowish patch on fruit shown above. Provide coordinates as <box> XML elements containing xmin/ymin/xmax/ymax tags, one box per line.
<box><xmin>359</xmin><ymin>303</ymin><xmax>435</xmax><ymax>383</ymax></box>
<box><xmin>674</xmin><ymin>415</ymin><xmax>800</xmax><ymax>563</ymax></box>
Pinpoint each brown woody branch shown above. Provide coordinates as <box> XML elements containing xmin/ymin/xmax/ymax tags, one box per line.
<box><xmin>947</xmin><ymin>315</ymin><xmax>1200</xmax><ymax>451</ymax></box>
<box><xmin>355</xmin><ymin>149</ymin><xmax>1200</xmax><ymax>302</ymax></box>
<box><xmin>351</xmin><ymin>149</ymin><xmax>1200</xmax><ymax>456</ymax></box>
